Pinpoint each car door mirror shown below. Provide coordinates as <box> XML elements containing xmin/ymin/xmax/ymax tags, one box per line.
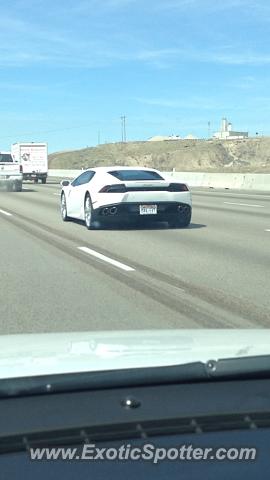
<box><xmin>61</xmin><ymin>180</ymin><xmax>70</xmax><ymax>187</ymax></box>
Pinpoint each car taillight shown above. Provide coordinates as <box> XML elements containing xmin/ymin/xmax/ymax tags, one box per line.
<box><xmin>99</xmin><ymin>184</ymin><xmax>126</xmax><ymax>193</ymax></box>
<box><xmin>19</xmin><ymin>165</ymin><xmax>23</xmax><ymax>173</ymax></box>
<box><xmin>169</xmin><ymin>183</ymin><xmax>189</xmax><ymax>192</ymax></box>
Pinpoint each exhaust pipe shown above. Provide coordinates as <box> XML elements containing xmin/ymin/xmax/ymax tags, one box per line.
<box><xmin>178</xmin><ymin>205</ymin><xmax>189</xmax><ymax>214</ymax></box>
<box><xmin>103</xmin><ymin>207</ymin><xmax>109</xmax><ymax>215</ymax></box>
<box><xmin>109</xmin><ymin>207</ymin><xmax>118</xmax><ymax>215</ymax></box>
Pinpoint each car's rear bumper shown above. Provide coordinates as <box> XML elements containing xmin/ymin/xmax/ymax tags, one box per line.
<box><xmin>0</xmin><ymin>176</ymin><xmax>22</xmax><ymax>185</ymax></box>
<box><xmin>93</xmin><ymin>201</ymin><xmax>192</xmax><ymax>222</ymax></box>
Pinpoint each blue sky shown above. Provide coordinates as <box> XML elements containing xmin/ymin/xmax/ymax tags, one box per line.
<box><xmin>1</xmin><ymin>0</ymin><xmax>270</xmax><ymax>152</ymax></box>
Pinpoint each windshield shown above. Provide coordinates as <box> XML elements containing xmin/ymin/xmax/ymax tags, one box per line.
<box><xmin>1</xmin><ymin>5</ymin><xmax>270</xmax><ymax>480</ymax></box>
<box><xmin>0</xmin><ymin>153</ymin><xmax>13</xmax><ymax>162</ymax></box>
<box><xmin>108</xmin><ymin>170</ymin><xmax>164</xmax><ymax>181</ymax></box>
<box><xmin>0</xmin><ymin>1</ymin><xmax>269</xmax><ymax>383</ymax></box>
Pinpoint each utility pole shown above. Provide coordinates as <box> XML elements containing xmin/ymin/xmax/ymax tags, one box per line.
<box><xmin>208</xmin><ymin>121</ymin><xmax>211</xmax><ymax>139</ymax></box>
<box><xmin>123</xmin><ymin>116</ymin><xmax>126</xmax><ymax>142</ymax></box>
<box><xmin>98</xmin><ymin>130</ymin><xmax>101</xmax><ymax>145</ymax></box>
<box><xmin>121</xmin><ymin>116</ymin><xmax>126</xmax><ymax>142</ymax></box>
<box><xmin>121</xmin><ymin>116</ymin><xmax>123</xmax><ymax>142</ymax></box>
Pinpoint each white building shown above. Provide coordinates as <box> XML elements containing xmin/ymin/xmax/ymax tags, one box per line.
<box><xmin>213</xmin><ymin>118</ymin><xmax>248</xmax><ymax>140</ymax></box>
<box><xmin>184</xmin><ymin>134</ymin><xmax>198</xmax><ymax>140</ymax></box>
<box><xmin>148</xmin><ymin>135</ymin><xmax>182</xmax><ymax>142</ymax></box>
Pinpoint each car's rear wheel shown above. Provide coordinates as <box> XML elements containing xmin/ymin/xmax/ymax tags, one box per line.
<box><xmin>61</xmin><ymin>193</ymin><xmax>70</xmax><ymax>221</ymax></box>
<box><xmin>169</xmin><ymin>207</ymin><xmax>191</xmax><ymax>228</ymax></box>
<box><xmin>84</xmin><ymin>194</ymin><xmax>96</xmax><ymax>230</ymax></box>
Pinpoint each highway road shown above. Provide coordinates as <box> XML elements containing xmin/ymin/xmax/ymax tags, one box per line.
<box><xmin>0</xmin><ymin>181</ymin><xmax>270</xmax><ymax>333</ymax></box>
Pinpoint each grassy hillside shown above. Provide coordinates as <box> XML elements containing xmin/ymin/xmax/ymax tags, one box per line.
<box><xmin>49</xmin><ymin>137</ymin><xmax>270</xmax><ymax>173</ymax></box>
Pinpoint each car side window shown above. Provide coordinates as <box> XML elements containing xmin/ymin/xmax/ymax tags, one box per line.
<box><xmin>71</xmin><ymin>171</ymin><xmax>95</xmax><ymax>187</ymax></box>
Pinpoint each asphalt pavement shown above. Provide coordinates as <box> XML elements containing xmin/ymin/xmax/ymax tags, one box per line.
<box><xmin>0</xmin><ymin>181</ymin><xmax>269</xmax><ymax>333</ymax></box>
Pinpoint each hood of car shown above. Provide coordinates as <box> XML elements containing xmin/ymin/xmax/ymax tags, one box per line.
<box><xmin>0</xmin><ymin>329</ymin><xmax>269</xmax><ymax>379</ymax></box>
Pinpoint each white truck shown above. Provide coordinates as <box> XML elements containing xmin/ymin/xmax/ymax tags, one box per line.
<box><xmin>11</xmin><ymin>142</ymin><xmax>48</xmax><ymax>184</ymax></box>
<box><xmin>0</xmin><ymin>152</ymin><xmax>23</xmax><ymax>192</ymax></box>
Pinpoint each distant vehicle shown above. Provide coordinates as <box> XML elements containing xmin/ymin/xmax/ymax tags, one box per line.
<box><xmin>0</xmin><ymin>152</ymin><xmax>23</xmax><ymax>192</ymax></box>
<box><xmin>11</xmin><ymin>143</ymin><xmax>48</xmax><ymax>184</ymax></box>
<box><xmin>60</xmin><ymin>166</ymin><xmax>192</xmax><ymax>229</ymax></box>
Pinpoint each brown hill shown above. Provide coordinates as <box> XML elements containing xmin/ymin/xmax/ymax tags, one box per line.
<box><xmin>49</xmin><ymin>137</ymin><xmax>270</xmax><ymax>173</ymax></box>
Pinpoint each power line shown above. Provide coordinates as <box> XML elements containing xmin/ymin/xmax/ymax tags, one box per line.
<box><xmin>0</xmin><ymin>123</ymin><xmax>98</xmax><ymax>140</ymax></box>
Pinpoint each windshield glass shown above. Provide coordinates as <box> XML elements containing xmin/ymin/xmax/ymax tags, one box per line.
<box><xmin>0</xmin><ymin>153</ymin><xmax>13</xmax><ymax>162</ymax></box>
<box><xmin>0</xmin><ymin>0</ymin><xmax>269</xmax><ymax>384</ymax></box>
<box><xmin>1</xmin><ymin>5</ymin><xmax>270</xmax><ymax>480</ymax></box>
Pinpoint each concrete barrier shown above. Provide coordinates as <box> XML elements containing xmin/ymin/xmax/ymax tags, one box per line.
<box><xmin>164</xmin><ymin>172</ymin><xmax>270</xmax><ymax>191</ymax></box>
<box><xmin>48</xmin><ymin>169</ymin><xmax>82</xmax><ymax>179</ymax></box>
<box><xmin>48</xmin><ymin>169</ymin><xmax>270</xmax><ymax>191</ymax></box>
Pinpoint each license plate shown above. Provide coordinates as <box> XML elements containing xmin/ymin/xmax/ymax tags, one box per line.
<box><xmin>139</xmin><ymin>204</ymin><xmax>157</xmax><ymax>215</ymax></box>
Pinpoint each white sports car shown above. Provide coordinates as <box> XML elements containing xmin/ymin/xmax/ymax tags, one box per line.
<box><xmin>60</xmin><ymin>166</ymin><xmax>192</xmax><ymax>229</ymax></box>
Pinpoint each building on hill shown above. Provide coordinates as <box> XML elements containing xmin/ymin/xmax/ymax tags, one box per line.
<box><xmin>148</xmin><ymin>135</ymin><xmax>182</xmax><ymax>142</ymax></box>
<box><xmin>184</xmin><ymin>134</ymin><xmax>198</xmax><ymax>140</ymax></box>
<box><xmin>213</xmin><ymin>118</ymin><xmax>248</xmax><ymax>140</ymax></box>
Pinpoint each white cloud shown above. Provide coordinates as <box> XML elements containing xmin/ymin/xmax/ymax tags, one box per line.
<box><xmin>1</xmin><ymin>36</ymin><xmax>270</xmax><ymax>68</ymax></box>
<box><xmin>157</xmin><ymin>0</ymin><xmax>259</xmax><ymax>11</ymax></box>
<box><xmin>61</xmin><ymin>0</ymin><xmax>137</xmax><ymax>14</ymax></box>
<box><xmin>0</xmin><ymin>4</ymin><xmax>269</xmax><ymax>70</ymax></box>
<box><xmin>202</xmin><ymin>52</ymin><xmax>270</xmax><ymax>66</ymax></box>
<box><xmin>134</xmin><ymin>47</ymin><xmax>270</xmax><ymax>67</ymax></box>
<box><xmin>134</xmin><ymin>96</ymin><xmax>223</xmax><ymax>110</ymax></box>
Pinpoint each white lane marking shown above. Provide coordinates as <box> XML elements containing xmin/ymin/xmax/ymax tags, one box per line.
<box><xmin>22</xmin><ymin>187</ymin><xmax>30</xmax><ymax>191</ymax></box>
<box><xmin>0</xmin><ymin>209</ymin><xmax>12</xmax><ymax>216</ymax></box>
<box><xmin>78</xmin><ymin>247</ymin><xmax>135</xmax><ymax>272</ymax></box>
<box><xmin>53</xmin><ymin>193</ymin><xmax>61</xmax><ymax>196</ymax></box>
<box><xmin>224</xmin><ymin>202</ymin><xmax>264</xmax><ymax>208</ymax></box>
<box><xmin>265</xmin><ymin>229</ymin><xmax>270</xmax><ymax>232</ymax></box>
<box><xmin>194</xmin><ymin>191</ymin><xmax>270</xmax><ymax>199</ymax></box>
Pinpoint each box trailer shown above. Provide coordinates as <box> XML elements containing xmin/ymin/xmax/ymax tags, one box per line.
<box><xmin>11</xmin><ymin>143</ymin><xmax>48</xmax><ymax>183</ymax></box>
